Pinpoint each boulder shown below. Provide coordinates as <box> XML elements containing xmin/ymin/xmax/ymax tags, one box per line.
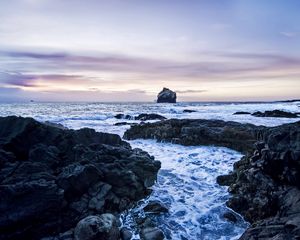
<box><xmin>140</xmin><ymin>227</ymin><xmax>164</xmax><ymax>240</ymax></box>
<box><xmin>143</xmin><ymin>200</ymin><xmax>168</xmax><ymax>214</ymax></box>
<box><xmin>157</xmin><ymin>88</ymin><xmax>176</xmax><ymax>103</ymax></box>
<box><xmin>120</xmin><ymin>227</ymin><xmax>132</xmax><ymax>240</ymax></box>
<box><xmin>74</xmin><ymin>214</ymin><xmax>119</xmax><ymax>240</ymax></box>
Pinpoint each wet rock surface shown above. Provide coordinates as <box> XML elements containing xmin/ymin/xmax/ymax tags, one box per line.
<box><xmin>135</xmin><ymin>113</ymin><xmax>166</xmax><ymax>121</ymax></box>
<box><xmin>157</xmin><ymin>88</ymin><xmax>176</xmax><ymax>103</ymax></box>
<box><xmin>114</xmin><ymin>114</ymin><xmax>133</xmax><ymax>120</ymax></box>
<box><xmin>233</xmin><ymin>111</ymin><xmax>251</xmax><ymax>115</ymax></box>
<box><xmin>252</xmin><ymin>109</ymin><xmax>298</xmax><ymax>118</ymax></box>
<box><xmin>124</xmin><ymin>119</ymin><xmax>300</xmax><ymax>239</ymax></box>
<box><xmin>0</xmin><ymin>116</ymin><xmax>161</xmax><ymax>240</ymax></box>
<box><xmin>74</xmin><ymin>214</ymin><xmax>119</xmax><ymax>240</ymax></box>
<box><xmin>124</xmin><ymin>118</ymin><xmax>265</xmax><ymax>153</ymax></box>
<box><xmin>219</xmin><ymin>121</ymin><xmax>300</xmax><ymax>239</ymax></box>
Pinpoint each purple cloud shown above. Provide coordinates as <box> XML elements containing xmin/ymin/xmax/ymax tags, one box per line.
<box><xmin>1</xmin><ymin>49</ymin><xmax>300</xmax><ymax>85</ymax></box>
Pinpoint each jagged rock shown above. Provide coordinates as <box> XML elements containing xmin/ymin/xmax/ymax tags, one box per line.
<box><xmin>74</xmin><ymin>214</ymin><xmax>119</xmax><ymax>240</ymax></box>
<box><xmin>143</xmin><ymin>200</ymin><xmax>168</xmax><ymax>214</ymax></box>
<box><xmin>135</xmin><ymin>114</ymin><xmax>166</xmax><ymax>121</ymax></box>
<box><xmin>221</xmin><ymin>121</ymin><xmax>300</xmax><ymax>239</ymax></box>
<box><xmin>124</xmin><ymin>118</ymin><xmax>300</xmax><ymax>239</ymax></box>
<box><xmin>216</xmin><ymin>172</ymin><xmax>236</xmax><ymax>186</ymax></box>
<box><xmin>124</xmin><ymin>119</ymin><xmax>265</xmax><ymax>153</ymax></box>
<box><xmin>157</xmin><ymin>88</ymin><xmax>176</xmax><ymax>103</ymax></box>
<box><xmin>252</xmin><ymin>110</ymin><xmax>298</xmax><ymax>118</ymax></box>
<box><xmin>0</xmin><ymin>116</ymin><xmax>160</xmax><ymax>240</ymax></box>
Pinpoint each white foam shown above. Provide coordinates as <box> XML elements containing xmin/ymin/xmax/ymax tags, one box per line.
<box><xmin>121</xmin><ymin>140</ymin><xmax>248</xmax><ymax>239</ymax></box>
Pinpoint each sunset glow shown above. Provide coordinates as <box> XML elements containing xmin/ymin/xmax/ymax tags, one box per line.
<box><xmin>0</xmin><ymin>0</ymin><xmax>300</xmax><ymax>101</ymax></box>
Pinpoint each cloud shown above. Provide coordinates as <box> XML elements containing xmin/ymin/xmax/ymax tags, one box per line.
<box><xmin>175</xmin><ymin>89</ymin><xmax>207</xmax><ymax>94</ymax></box>
<box><xmin>280</xmin><ymin>31</ymin><xmax>299</xmax><ymax>37</ymax></box>
<box><xmin>1</xmin><ymin>49</ymin><xmax>300</xmax><ymax>89</ymax></box>
<box><xmin>0</xmin><ymin>71</ymin><xmax>90</xmax><ymax>88</ymax></box>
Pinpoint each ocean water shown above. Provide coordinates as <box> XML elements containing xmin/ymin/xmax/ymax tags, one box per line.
<box><xmin>0</xmin><ymin>101</ymin><xmax>299</xmax><ymax>240</ymax></box>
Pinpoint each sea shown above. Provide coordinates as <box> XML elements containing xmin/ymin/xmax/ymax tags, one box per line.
<box><xmin>0</xmin><ymin>101</ymin><xmax>299</xmax><ymax>240</ymax></box>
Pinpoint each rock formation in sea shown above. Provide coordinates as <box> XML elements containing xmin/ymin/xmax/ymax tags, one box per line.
<box><xmin>114</xmin><ymin>113</ymin><xmax>166</xmax><ymax>121</ymax></box>
<box><xmin>252</xmin><ymin>109</ymin><xmax>298</xmax><ymax>118</ymax></box>
<box><xmin>124</xmin><ymin>119</ymin><xmax>265</xmax><ymax>153</ymax></box>
<box><xmin>0</xmin><ymin>116</ymin><xmax>160</xmax><ymax>240</ymax></box>
<box><xmin>124</xmin><ymin>119</ymin><xmax>300</xmax><ymax>239</ymax></box>
<box><xmin>157</xmin><ymin>87</ymin><xmax>177</xmax><ymax>103</ymax></box>
<box><xmin>233</xmin><ymin>111</ymin><xmax>251</xmax><ymax>115</ymax></box>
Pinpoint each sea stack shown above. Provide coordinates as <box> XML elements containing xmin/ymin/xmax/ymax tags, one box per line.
<box><xmin>157</xmin><ymin>87</ymin><xmax>176</xmax><ymax>103</ymax></box>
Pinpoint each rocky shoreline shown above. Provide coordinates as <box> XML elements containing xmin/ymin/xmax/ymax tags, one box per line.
<box><xmin>1</xmin><ymin>115</ymin><xmax>299</xmax><ymax>239</ymax></box>
<box><xmin>124</xmin><ymin>118</ymin><xmax>266</xmax><ymax>153</ymax></box>
<box><xmin>124</xmin><ymin>119</ymin><xmax>300</xmax><ymax>239</ymax></box>
<box><xmin>0</xmin><ymin>116</ymin><xmax>161</xmax><ymax>240</ymax></box>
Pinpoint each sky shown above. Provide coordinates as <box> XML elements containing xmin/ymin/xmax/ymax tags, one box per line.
<box><xmin>0</xmin><ymin>0</ymin><xmax>300</xmax><ymax>102</ymax></box>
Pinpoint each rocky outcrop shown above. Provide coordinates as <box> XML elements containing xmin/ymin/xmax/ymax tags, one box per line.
<box><xmin>0</xmin><ymin>116</ymin><xmax>160</xmax><ymax>240</ymax></box>
<box><xmin>252</xmin><ymin>110</ymin><xmax>298</xmax><ymax>118</ymax></box>
<box><xmin>124</xmin><ymin>119</ymin><xmax>265</xmax><ymax>153</ymax></box>
<box><xmin>124</xmin><ymin>119</ymin><xmax>300</xmax><ymax>239</ymax></box>
<box><xmin>220</xmin><ymin>121</ymin><xmax>300</xmax><ymax>239</ymax></box>
<box><xmin>135</xmin><ymin>114</ymin><xmax>166</xmax><ymax>121</ymax></box>
<box><xmin>157</xmin><ymin>88</ymin><xmax>176</xmax><ymax>103</ymax></box>
<box><xmin>115</xmin><ymin>113</ymin><xmax>166</xmax><ymax>122</ymax></box>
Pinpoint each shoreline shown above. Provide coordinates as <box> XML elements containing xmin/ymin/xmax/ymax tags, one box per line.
<box><xmin>0</xmin><ymin>114</ymin><xmax>299</xmax><ymax>239</ymax></box>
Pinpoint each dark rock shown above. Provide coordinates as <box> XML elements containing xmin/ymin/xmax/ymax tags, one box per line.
<box><xmin>120</xmin><ymin>227</ymin><xmax>132</xmax><ymax>240</ymax></box>
<box><xmin>114</xmin><ymin>114</ymin><xmax>133</xmax><ymax>120</ymax></box>
<box><xmin>74</xmin><ymin>214</ymin><xmax>119</xmax><ymax>240</ymax></box>
<box><xmin>0</xmin><ymin>116</ymin><xmax>160</xmax><ymax>240</ymax></box>
<box><xmin>216</xmin><ymin>172</ymin><xmax>236</xmax><ymax>186</ymax></box>
<box><xmin>114</xmin><ymin>122</ymin><xmax>129</xmax><ymax>126</ymax></box>
<box><xmin>124</xmin><ymin>119</ymin><xmax>265</xmax><ymax>153</ymax></box>
<box><xmin>252</xmin><ymin>110</ymin><xmax>298</xmax><ymax>118</ymax></box>
<box><xmin>233</xmin><ymin>111</ymin><xmax>251</xmax><ymax>115</ymax></box>
<box><xmin>125</xmin><ymin>118</ymin><xmax>300</xmax><ymax>239</ymax></box>
<box><xmin>140</xmin><ymin>227</ymin><xmax>164</xmax><ymax>240</ymax></box>
<box><xmin>135</xmin><ymin>114</ymin><xmax>166</xmax><ymax>121</ymax></box>
<box><xmin>183</xmin><ymin>109</ymin><xmax>197</xmax><ymax>113</ymax></box>
<box><xmin>143</xmin><ymin>200</ymin><xmax>168</xmax><ymax>214</ymax></box>
<box><xmin>157</xmin><ymin>88</ymin><xmax>176</xmax><ymax>103</ymax></box>
<box><xmin>222</xmin><ymin>121</ymin><xmax>300</xmax><ymax>239</ymax></box>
